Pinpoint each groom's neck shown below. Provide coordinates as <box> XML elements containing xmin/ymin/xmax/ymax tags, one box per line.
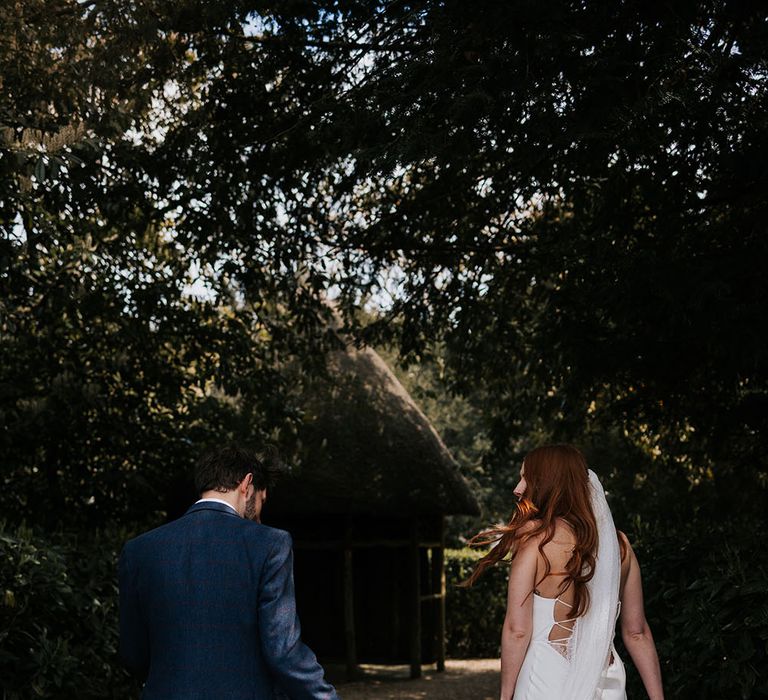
<box><xmin>200</xmin><ymin>489</ymin><xmax>241</xmax><ymax>516</ymax></box>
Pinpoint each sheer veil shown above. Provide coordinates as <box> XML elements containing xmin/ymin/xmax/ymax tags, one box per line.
<box><xmin>565</xmin><ymin>468</ymin><xmax>621</xmax><ymax>699</ymax></box>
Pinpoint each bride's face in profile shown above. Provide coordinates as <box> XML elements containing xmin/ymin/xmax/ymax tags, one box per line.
<box><xmin>513</xmin><ymin>464</ymin><xmax>527</xmax><ymax>501</ymax></box>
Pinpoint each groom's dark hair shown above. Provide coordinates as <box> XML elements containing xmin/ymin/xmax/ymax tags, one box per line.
<box><xmin>194</xmin><ymin>444</ymin><xmax>284</xmax><ymax>494</ymax></box>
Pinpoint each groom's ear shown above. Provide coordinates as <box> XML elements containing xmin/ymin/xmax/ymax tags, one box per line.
<box><xmin>239</xmin><ymin>472</ymin><xmax>253</xmax><ymax>493</ymax></box>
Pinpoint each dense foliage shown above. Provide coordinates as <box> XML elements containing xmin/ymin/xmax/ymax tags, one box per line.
<box><xmin>0</xmin><ymin>1</ymin><xmax>344</xmax><ymax>529</ymax></box>
<box><xmin>0</xmin><ymin>523</ymin><xmax>139</xmax><ymax>699</ymax></box>
<box><xmin>630</xmin><ymin>520</ymin><xmax>768</xmax><ymax>699</ymax></box>
<box><xmin>2</xmin><ymin>0</ymin><xmax>767</xmax><ymax>696</ymax></box>
<box><xmin>4</xmin><ymin>0</ymin><xmax>766</xmax><ymax>523</ymax></box>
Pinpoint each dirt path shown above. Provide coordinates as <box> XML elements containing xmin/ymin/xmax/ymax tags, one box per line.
<box><xmin>333</xmin><ymin>659</ymin><xmax>500</xmax><ymax>700</ymax></box>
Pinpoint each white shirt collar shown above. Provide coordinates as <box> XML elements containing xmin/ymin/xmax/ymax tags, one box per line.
<box><xmin>195</xmin><ymin>497</ymin><xmax>239</xmax><ymax>515</ymax></box>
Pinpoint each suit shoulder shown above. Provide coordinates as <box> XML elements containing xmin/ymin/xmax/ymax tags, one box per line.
<box><xmin>254</xmin><ymin>524</ymin><xmax>292</xmax><ymax>548</ymax></box>
<box><xmin>238</xmin><ymin>523</ymin><xmax>292</xmax><ymax>561</ymax></box>
<box><xmin>257</xmin><ymin>523</ymin><xmax>291</xmax><ymax>540</ymax></box>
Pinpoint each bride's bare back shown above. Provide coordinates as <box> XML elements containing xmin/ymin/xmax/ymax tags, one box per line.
<box><xmin>532</xmin><ymin>519</ymin><xmax>579</xmax><ymax>652</ymax></box>
<box><xmin>532</xmin><ymin>519</ymin><xmax>632</xmax><ymax>654</ymax></box>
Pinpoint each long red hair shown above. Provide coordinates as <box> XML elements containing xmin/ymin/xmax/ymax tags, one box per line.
<box><xmin>459</xmin><ymin>444</ymin><xmax>620</xmax><ymax>619</ymax></box>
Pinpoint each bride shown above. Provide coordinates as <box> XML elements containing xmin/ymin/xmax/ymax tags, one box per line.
<box><xmin>462</xmin><ymin>444</ymin><xmax>664</xmax><ymax>700</ymax></box>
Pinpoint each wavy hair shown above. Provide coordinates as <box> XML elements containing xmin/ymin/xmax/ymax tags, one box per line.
<box><xmin>459</xmin><ymin>444</ymin><xmax>622</xmax><ymax>619</ymax></box>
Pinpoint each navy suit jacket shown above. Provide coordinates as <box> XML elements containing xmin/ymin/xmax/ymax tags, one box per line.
<box><xmin>119</xmin><ymin>501</ymin><xmax>339</xmax><ymax>700</ymax></box>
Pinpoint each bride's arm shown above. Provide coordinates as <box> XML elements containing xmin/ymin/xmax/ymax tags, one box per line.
<box><xmin>499</xmin><ymin>526</ymin><xmax>539</xmax><ymax>700</ymax></box>
<box><xmin>619</xmin><ymin>538</ymin><xmax>664</xmax><ymax>700</ymax></box>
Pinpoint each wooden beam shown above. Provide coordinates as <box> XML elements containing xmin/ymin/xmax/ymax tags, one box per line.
<box><xmin>391</xmin><ymin>549</ymin><xmax>400</xmax><ymax>660</ymax></box>
<box><xmin>435</xmin><ymin>516</ymin><xmax>446</xmax><ymax>672</ymax></box>
<box><xmin>409</xmin><ymin>517</ymin><xmax>422</xmax><ymax>679</ymax></box>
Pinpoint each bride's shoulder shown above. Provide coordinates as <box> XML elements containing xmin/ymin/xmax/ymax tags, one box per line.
<box><xmin>617</xmin><ymin>529</ymin><xmax>633</xmax><ymax>553</ymax></box>
<box><xmin>552</xmin><ymin>517</ymin><xmax>577</xmax><ymax>541</ymax></box>
<box><xmin>518</xmin><ymin>518</ymin><xmax>542</xmax><ymax>534</ymax></box>
<box><xmin>517</xmin><ymin>518</ymin><xmax>545</xmax><ymax>542</ymax></box>
<box><xmin>514</xmin><ymin>519</ymin><xmax>545</xmax><ymax>556</ymax></box>
<box><xmin>617</xmin><ymin>530</ymin><xmax>637</xmax><ymax>570</ymax></box>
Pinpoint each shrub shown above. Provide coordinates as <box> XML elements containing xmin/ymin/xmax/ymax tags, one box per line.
<box><xmin>444</xmin><ymin>547</ymin><xmax>507</xmax><ymax>657</ymax></box>
<box><xmin>625</xmin><ymin>520</ymin><xmax>768</xmax><ymax>700</ymax></box>
<box><xmin>0</xmin><ymin>523</ymin><xmax>140</xmax><ymax>699</ymax></box>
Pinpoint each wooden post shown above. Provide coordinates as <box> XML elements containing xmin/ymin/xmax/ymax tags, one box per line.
<box><xmin>432</xmin><ymin>516</ymin><xmax>446</xmax><ymax>672</ymax></box>
<box><xmin>343</xmin><ymin>519</ymin><xmax>357</xmax><ymax>679</ymax></box>
<box><xmin>391</xmin><ymin>548</ymin><xmax>400</xmax><ymax>659</ymax></box>
<box><xmin>409</xmin><ymin>517</ymin><xmax>422</xmax><ymax>679</ymax></box>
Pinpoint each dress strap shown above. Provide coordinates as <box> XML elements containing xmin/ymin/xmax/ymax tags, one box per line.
<box><xmin>552</xmin><ymin>617</ymin><xmax>577</xmax><ymax>629</ymax></box>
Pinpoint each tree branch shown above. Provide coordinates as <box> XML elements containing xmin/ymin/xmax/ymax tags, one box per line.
<box><xmin>218</xmin><ymin>30</ymin><xmax>419</xmax><ymax>54</ymax></box>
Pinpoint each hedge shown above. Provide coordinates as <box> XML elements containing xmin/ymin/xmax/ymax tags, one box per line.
<box><xmin>0</xmin><ymin>523</ymin><xmax>139</xmax><ymax>699</ymax></box>
<box><xmin>444</xmin><ymin>547</ymin><xmax>507</xmax><ymax>658</ymax></box>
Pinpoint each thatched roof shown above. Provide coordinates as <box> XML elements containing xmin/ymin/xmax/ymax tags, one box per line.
<box><xmin>269</xmin><ymin>345</ymin><xmax>481</xmax><ymax>517</ymax></box>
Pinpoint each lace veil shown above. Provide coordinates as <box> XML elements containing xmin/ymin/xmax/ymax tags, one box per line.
<box><xmin>565</xmin><ymin>468</ymin><xmax>621</xmax><ymax>699</ymax></box>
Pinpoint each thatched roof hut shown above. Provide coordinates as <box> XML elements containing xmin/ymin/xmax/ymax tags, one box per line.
<box><xmin>269</xmin><ymin>345</ymin><xmax>480</xmax><ymax>517</ymax></box>
<box><xmin>265</xmin><ymin>345</ymin><xmax>480</xmax><ymax>680</ymax></box>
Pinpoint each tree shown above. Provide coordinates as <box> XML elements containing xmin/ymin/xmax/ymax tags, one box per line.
<box><xmin>3</xmin><ymin>0</ymin><xmax>766</xmax><ymax>532</ymax></box>
<box><xmin>1</xmin><ymin>1</ymin><xmax>767</xmax><ymax>694</ymax></box>
<box><xmin>0</xmin><ymin>0</ymin><xmax>341</xmax><ymax>528</ymax></box>
<box><xmin>321</xmin><ymin>1</ymin><xmax>768</xmax><ymax>516</ymax></box>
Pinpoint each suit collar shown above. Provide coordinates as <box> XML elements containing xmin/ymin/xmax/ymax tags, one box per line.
<box><xmin>185</xmin><ymin>500</ymin><xmax>242</xmax><ymax>519</ymax></box>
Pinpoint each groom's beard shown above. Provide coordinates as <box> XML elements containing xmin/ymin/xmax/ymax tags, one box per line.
<box><xmin>244</xmin><ymin>490</ymin><xmax>259</xmax><ymax>522</ymax></box>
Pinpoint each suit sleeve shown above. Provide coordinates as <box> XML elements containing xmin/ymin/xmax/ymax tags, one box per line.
<box><xmin>258</xmin><ymin>531</ymin><xmax>339</xmax><ymax>700</ymax></box>
<box><xmin>118</xmin><ymin>543</ymin><xmax>149</xmax><ymax>681</ymax></box>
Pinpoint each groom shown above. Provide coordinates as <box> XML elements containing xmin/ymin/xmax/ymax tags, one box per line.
<box><xmin>118</xmin><ymin>444</ymin><xmax>339</xmax><ymax>700</ymax></box>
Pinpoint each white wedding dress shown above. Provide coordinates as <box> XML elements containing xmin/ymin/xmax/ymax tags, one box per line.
<box><xmin>513</xmin><ymin>593</ymin><xmax>627</xmax><ymax>699</ymax></box>
<box><xmin>513</xmin><ymin>470</ymin><xmax>627</xmax><ymax>700</ymax></box>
